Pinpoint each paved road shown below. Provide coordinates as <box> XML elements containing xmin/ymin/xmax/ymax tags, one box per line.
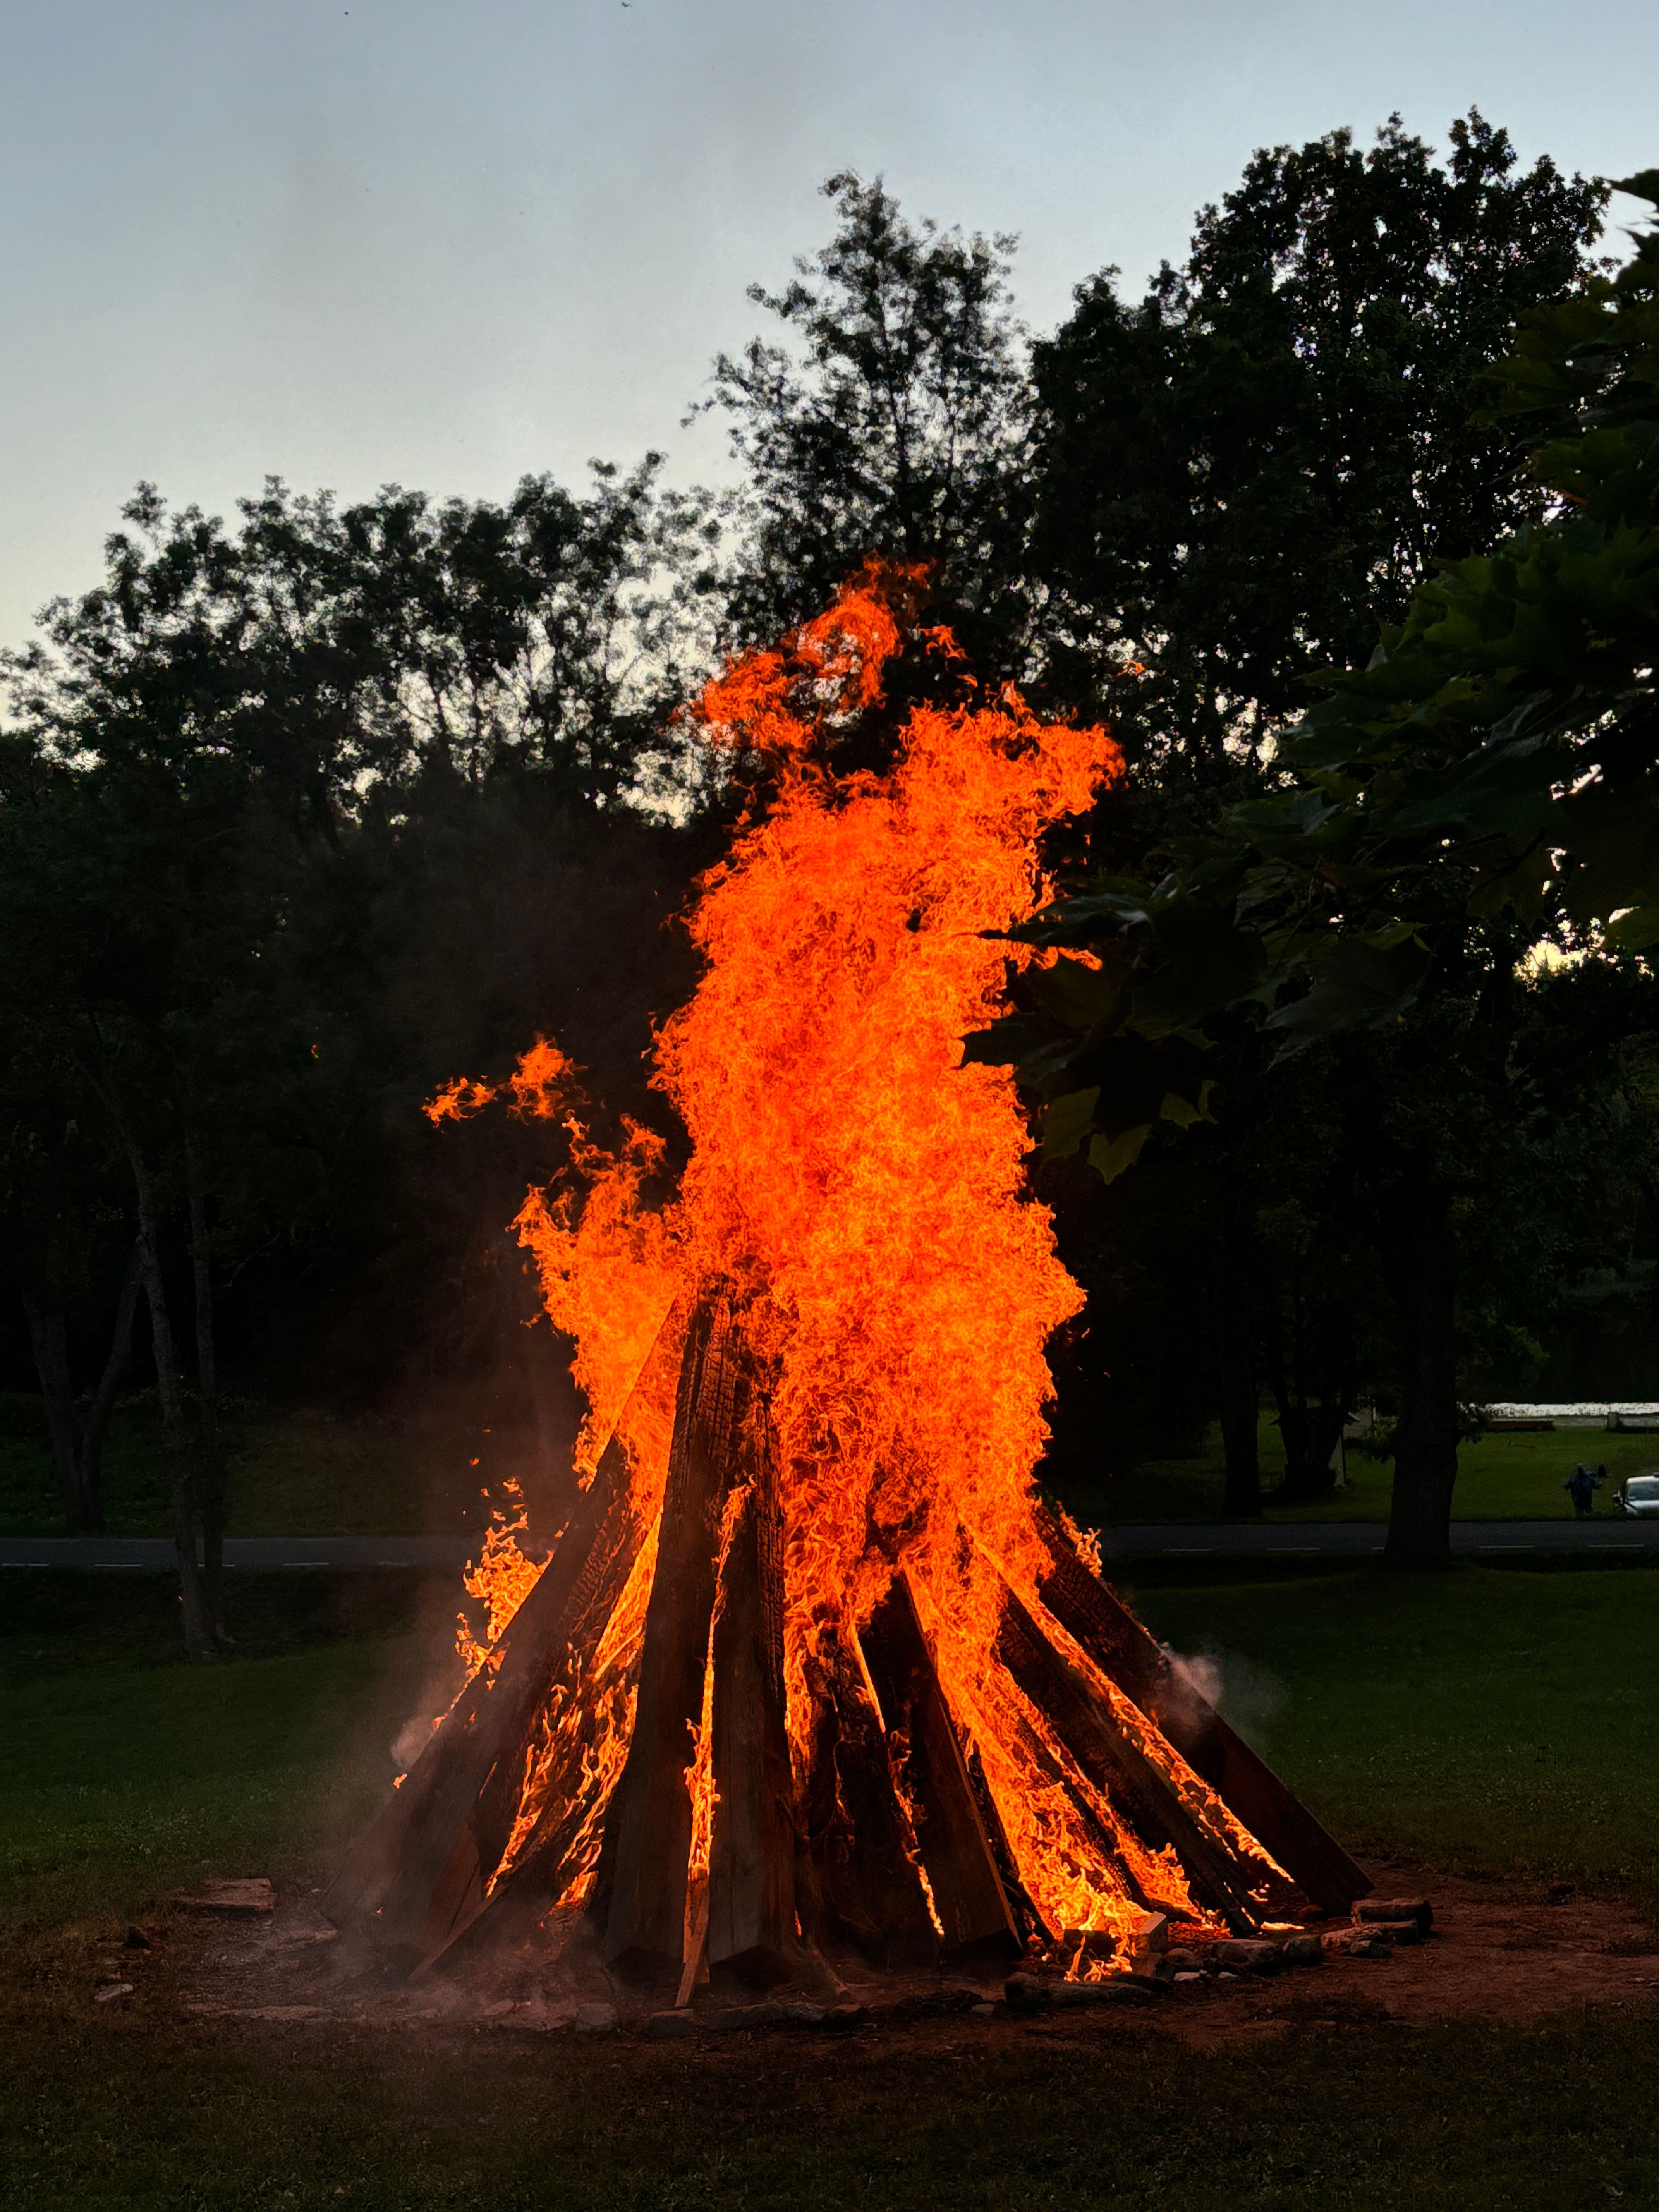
<box><xmin>3</xmin><ymin>1521</ymin><xmax>1657</xmax><ymax>1568</ymax></box>
<box><xmin>1101</xmin><ymin>1519</ymin><xmax>1659</xmax><ymax>1556</ymax></box>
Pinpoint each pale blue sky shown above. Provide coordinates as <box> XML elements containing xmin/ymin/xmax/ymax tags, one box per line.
<box><xmin>3</xmin><ymin>0</ymin><xmax>1654</xmax><ymax>649</ymax></box>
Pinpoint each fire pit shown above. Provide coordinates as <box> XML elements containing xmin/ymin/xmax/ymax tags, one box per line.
<box><xmin>321</xmin><ymin>567</ymin><xmax>1370</xmax><ymax>2004</ymax></box>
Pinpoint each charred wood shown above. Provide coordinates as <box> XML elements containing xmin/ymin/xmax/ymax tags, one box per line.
<box><xmin>859</xmin><ymin>1575</ymin><xmax>1020</xmax><ymax>1963</ymax></box>
<box><xmin>706</xmin><ymin>1419</ymin><xmax>797</xmax><ymax>1986</ymax></box>
<box><xmin>598</xmin><ymin>1298</ymin><xmax>750</xmax><ymax>1977</ymax></box>
<box><xmin>799</xmin><ymin>1618</ymin><xmax>938</xmax><ymax>1966</ymax></box>
<box><xmin>1032</xmin><ymin>1510</ymin><xmax>1369</xmax><ymax>1913</ymax></box>
<box><xmin>994</xmin><ymin>1585</ymin><xmax>1264</xmax><ymax>1934</ymax></box>
<box><xmin>320</xmin><ymin>1423</ymin><xmax>637</xmax><ymax>1946</ymax></box>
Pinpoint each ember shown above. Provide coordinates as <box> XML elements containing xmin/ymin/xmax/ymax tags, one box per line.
<box><xmin>323</xmin><ymin>566</ymin><xmax>1368</xmax><ymax>1991</ymax></box>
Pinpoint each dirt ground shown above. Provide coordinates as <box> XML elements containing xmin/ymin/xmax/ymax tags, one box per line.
<box><xmin>93</xmin><ymin>1855</ymin><xmax>1658</xmax><ymax>2066</ymax></box>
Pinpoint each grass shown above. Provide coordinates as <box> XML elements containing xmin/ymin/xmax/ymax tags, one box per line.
<box><xmin>1073</xmin><ymin>1412</ymin><xmax>1659</xmax><ymax>1525</ymax></box>
<box><xmin>0</xmin><ymin>1394</ymin><xmax>464</xmax><ymax>1539</ymax></box>
<box><xmin>7</xmin><ymin>1391</ymin><xmax>1656</xmax><ymax>1537</ymax></box>
<box><xmin>1129</xmin><ymin>1558</ymin><xmax>1659</xmax><ymax>1915</ymax></box>
<box><xmin>0</xmin><ymin>1570</ymin><xmax>447</xmax><ymax>1932</ymax></box>
<box><xmin>2</xmin><ymin>1561</ymin><xmax>1657</xmax><ymax>2208</ymax></box>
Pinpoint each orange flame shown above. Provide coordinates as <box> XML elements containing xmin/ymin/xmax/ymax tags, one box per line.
<box><xmin>456</xmin><ymin>1480</ymin><xmax>543</xmax><ymax>1678</ymax></box>
<box><xmin>443</xmin><ymin>569</ymin><xmax>1287</xmax><ymax>1947</ymax></box>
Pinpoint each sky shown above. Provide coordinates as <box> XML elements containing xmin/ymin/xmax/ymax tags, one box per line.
<box><xmin>3</xmin><ymin>0</ymin><xmax>1656</xmax><ymax>653</ymax></box>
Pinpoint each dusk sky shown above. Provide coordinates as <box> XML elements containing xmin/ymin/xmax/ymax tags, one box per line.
<box><xmin>4</xmin><ymin>0</ymin><xmax>1655</xmax><ymax>652</ymax></box>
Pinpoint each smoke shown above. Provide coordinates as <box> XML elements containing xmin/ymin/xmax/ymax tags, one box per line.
<box><xmin>1163</xmin><ymin>1642</ymin><xmax>1287</xmax><ymax>1752</ymax></box>
<box><xmin>391</xmin><ymin>1711</ymin><xmax>443</xmax><ymax>1777</ymax></box>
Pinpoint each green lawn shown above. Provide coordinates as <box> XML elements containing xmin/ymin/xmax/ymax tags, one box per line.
<box><xmin>6</xmin><ymin>1391</ymin><xmax>1656</xmax><ymax>1537</ymax></box>
<box><xmin>1</xmin><ymin>1562</ymin><xmax>1656</xmax><ymax>2210</ymax></box>
<box><xmin>1069</xmin><ymin>1413</ymin><xmax>1659</xmax><ymax>1525</ymax></box>
<box><xmin>0</xmin><ymin>1394</ymin><xmax>461</xmax><ymax>1538</ymax></box>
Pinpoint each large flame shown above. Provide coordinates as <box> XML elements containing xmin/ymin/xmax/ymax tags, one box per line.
<box><xmin>439</xmin><ymin>568</ymin><xmax>1274</xmax><ymax>1948</ymax></box>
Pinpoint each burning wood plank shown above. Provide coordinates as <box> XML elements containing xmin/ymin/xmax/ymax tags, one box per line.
<box><xmin>596</xmin><ymin>1298</ymin><xmax>751</xmax><ymax>1977</ymax></box>
<box><xmin>1032</xmin><ymin>1510</ymin><xmax>1370</xmax><ymax>1913</ymax></box>
<box><xmin>859</xmin><ymin>1574</ymin><xmax>1020</xmax><ymax>1963</ymax></box>
<box><xmin>705</xmin><ymin>1417</ymin><xmax>797</xmax><ymax>1985</ymax></box>
<box><xmin>797</xmin><ymin>1617</ymin><xmax>939</xmax><ymax>1966</ymax></box>
<box><xmin>994</xmin><ymin>1584</ymin><xmax>1265</xmax><ymax>1934</ymax></box>
<box><xmin>319</xmin><ymin>1422</ymin><xmax>637</xmax><ymax>1948</ymax></box>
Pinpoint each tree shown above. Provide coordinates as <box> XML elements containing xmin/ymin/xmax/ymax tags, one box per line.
<box><xmin>700</xmin><ymin>172</ymin><xmax>1036</xmax><ymax>675</ymax></box>
<box><xmin>1</xmin><ymin>461</ymin><xmax>720</xmax><ymax>1648</ymax></box>
<box><xmin>1031</xmin><ymin>113</ymin><xmax>1607</xmax><ymax>783</ymax></box>
<box><xmin>977</xmin><ymin>175</ymin><xmax>1659</xmax><ymax>1567</ymax></box>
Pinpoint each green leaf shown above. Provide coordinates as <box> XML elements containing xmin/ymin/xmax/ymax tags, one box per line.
<box><xmin>1028</xmin><ymin>954</ymin><xmax>1124</xmax><ymax>1030</ymax></box>
<box><xmin>1159</xmin><ymin>1080</ymin><xmax>1215</xmax><ymax>1130</ymax></box>
<box><xmin>1087</xmin><ymin>1122</ymin><xmax>1152</xmax><ymax>1185</ymax></box>
<box><xmin>1266</xmin><ymin>934</ymin><xmax>1433</xmax><ymax>1053</ymax></box>
<box><xmin>1041</xmin><ymin>1087</ymin><xmax>1101</xmax><ymax>1161</ymax></box>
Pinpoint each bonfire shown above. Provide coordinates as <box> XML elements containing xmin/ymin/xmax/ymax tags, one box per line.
<box><xmin>323</xmin><ymin>566</ymin><xmax>1367</xmax><ymax>1997</ymax></box>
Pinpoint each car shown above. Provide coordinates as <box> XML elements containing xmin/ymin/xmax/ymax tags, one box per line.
<box><xmin>1615</xmin><ymin>1474</ymin><xmax>1659</xmax><ymax>1517</ymax></box>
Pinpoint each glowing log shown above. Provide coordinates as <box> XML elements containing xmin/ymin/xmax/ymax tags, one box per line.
<box><xmin>597</xmin><ymin>1299</ymin><xmax>750</xmax><ymax>1977</ymax></box>
<box><xmin>797</xmin><ymin>1618</ymin><xmax>939</xmax><ymax>1966</ymax></box>
<box><xmin>706</xmin><ymin>1424</ymin><xmax>797</xmax><ymax>1985</ymax></box>
<box><xmin>859</xmin><ymin>1575</ymin><xmax>1020</xmax><ymax>1963</ymax></box>
<box><xmin>319</xmin><ymin>1422</ymin><xmax>637</xmax><ymax>1949</ymax></box>
<box><xmin>1031</xmin><ymin>1510</ymin><xmax>1370</xmax><ymax>1914</ymax></box>
<box><xmin>993</xmin><ymin>1585</ymin><xmax>1266</xmax><ymax>1935</ymax></box>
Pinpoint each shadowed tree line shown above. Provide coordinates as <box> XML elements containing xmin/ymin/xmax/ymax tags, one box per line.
<box><xmin>5</xmin><ymin>111</ymin><xmax>1656</xmax><ymax>1642</ymax></box>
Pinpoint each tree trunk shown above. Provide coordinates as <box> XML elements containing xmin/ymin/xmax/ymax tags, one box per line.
<box><xmin>77</xmin><ymin>1241</ymin><xmax>143</xmax><ymax>1532</ymax></box>
<box><xmin>127</xmin><ymin>1138</ymin><xmax>214</xmax><ymax>1657</ymax></box>
<box><xmin>184</xmin><ymin>1125</ymin><xmax>229</xmax><ymax>1643</ymax></box>
<box><xmin>23</xmin><ymin>1289</ymin><xmax>85</xmax><ymax>1532</ymax></box>
<box><xmin>1380</xmin><ymin>1178</ymin><xmax>1460</xmax><ymax>1570</ymax></box>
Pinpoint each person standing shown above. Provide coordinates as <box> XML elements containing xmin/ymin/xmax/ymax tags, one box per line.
<box><xmin>1563</xmin><ymin>1463</ymin><xmax>1603</xmax><ymax>1516</ymax></box>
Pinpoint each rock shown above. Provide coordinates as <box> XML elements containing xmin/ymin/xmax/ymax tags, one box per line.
<box><xmin>778</xmin><ymin>2002</ymin><xmax>828</xmax><ymax>2026</ymax></box>
<box><xmin>122</xmin><ymin>1926</ymin><xmax>153</xmax><ymax>1951</ymax></box>
<box><xmin>970</xmin><ymin>2002</ymin><xmax>995</xmax><ymax>2017</ymax></box>
<box><xmin>1172</xmin><ymin>1972</ymin><xmax>1209</xmax><ymax>1984</ymax></box>
<box><xmin>1280</xmin><ymin>1934</ymin><xmax>1325</xmax><ymax>1968</ymax></box>
<box><xmin>1004</xmin><ymin>1972</ymin><xmax>1051</xmax><ymax>2015</ymax></box>
<box><xmin>479</xmin><ymin>1999</ymin><xmax>516</xmax><ymax>2019</ymax></box>
<box><xmin>823</xmin><ymin>2003</ymin><xmax>866</xmax><ymax>2032</ymax></box>
<box><xmin>1357</xmin><ymin>1898</ymin><xmax>1433</xmax><ymax>1934</ymax></box>
<box><xmin>93</xmin><ymin>1982</ymin><xmax>134</xmax><ymax>2005</ymax></box>
<box><xmin>1214</xmin><ymin>1939</ymin><xmax>1281</xmax><ymax>1976</ymax></box>
<box><xmin>1217</xmin><ymin>1971</ymin><xmax>1239</xmax><ymax>1982</ymax></box>
<box><xmin>1324</xmin><ymin>1927</ymin><xmax>1391</xmax><ymax>1960</ymax></box>
<box><xmin>645</xmin><ymin>2010</ymin><xmax>698</xmax><ymax>2039</ymax></box>
<box><xmin>1053</xmin><ymin>1977</ymin><xmax>1153</xmax><ymax>2009</ymax></box>
<box><xmin>1164</xmin><ymin>1947</ymin><xmax>1201</xmax><ymax>1973</ymax></box>
<box><xmin>572</xmin><ymin>2003</ymin><xmax>618</xmax><ymax>2033</ymax></box>
<box><xmin>161</xmin><ymin>1878</ymin><xmax>275</xmax><ymax>1918</ymax></box>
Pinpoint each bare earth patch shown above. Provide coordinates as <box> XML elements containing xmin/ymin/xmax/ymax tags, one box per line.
<box><xmin>98</xmin><ymin>1855</ymin><xmax>1658</xmax><ymax>2064</ymax></box>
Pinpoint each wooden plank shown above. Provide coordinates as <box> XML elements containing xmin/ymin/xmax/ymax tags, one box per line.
<box><xmin>411</xmin><ymin>1700</ymin><xmax>610</xmax><ymax>1977</ymax></box>
<box><xmin>319</xmin><ymin>1422</ymin><xmax>635</xmax><ymax>1942</ymax></box>
<box><xmin>859</xmin><ymin>1575</ymin><xmax>1020</xmax><ymax>1963</ymax></box>
<box><xmin>598</xmin><ymin>1299</ymin><xmax>749</xmax><ymax>1977</ymax></box>
<box><xmin>995</xmin><ymin>1585</ymin><xmax>1263</xmax><ymax>1934</ymax></box>
<box><xmin>706</xmin><ymin>1418</ymin><xmax>797</xmax><ymax>1985</ymax></box>
<box><xmin>410</xmin><ymin>1486</ymin><xmax>645</xmax><ymax>1961</ymax></box>
<box><xmin>1031</xmin><ymin>1509</ymin><xmax>1370</xmax><ymax>1913</ymax></box>
<box><xmin>803</xmin><ymin>1621</ymin><xmax>939</xmax><ymax>1966</ymax></box>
